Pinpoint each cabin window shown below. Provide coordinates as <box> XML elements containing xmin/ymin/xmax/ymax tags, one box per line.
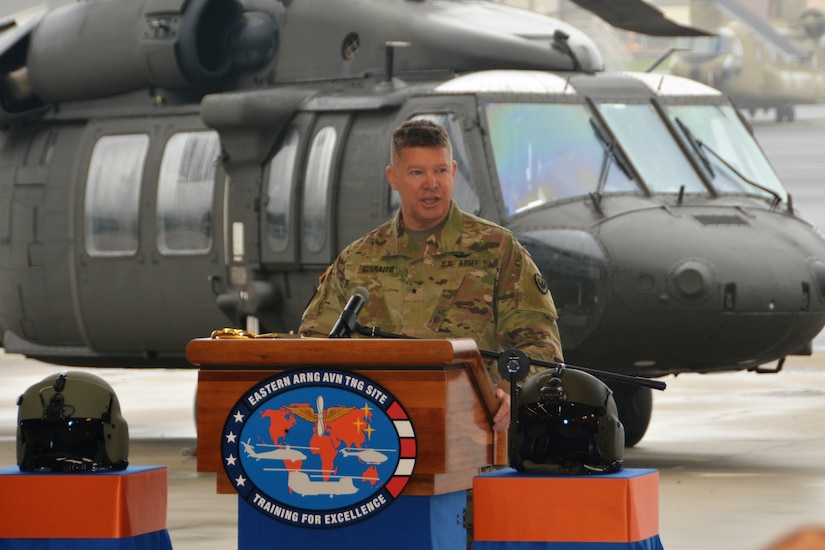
<box><xmin>84</xmin><ymin>134</ymin><xmax>149</xmax><ymax>256</ymax></box>
<box><xmin>156</xmin><ymin>131</ymin><xmax>220</xmax><ymax>255</ymax></box>
<box><xmin>485</xmin><ymin>102</ymin><xmax>636</xmax><ymax>216</ymax></box>
<box><xmin>265</xmin><ymin>128</ymin><xmax>299</xmax><ymax>253</ymax></box>
<box><xmin>302</xmin><ymin>126</ymin><xmax>336</xmax><ymax>253</ymax></box>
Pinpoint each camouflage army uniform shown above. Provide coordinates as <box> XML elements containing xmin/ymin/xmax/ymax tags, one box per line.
<box><xmin>300</xmin><ymin>201</ymin><xmax>563</xmax><ymax>384</ymax></box>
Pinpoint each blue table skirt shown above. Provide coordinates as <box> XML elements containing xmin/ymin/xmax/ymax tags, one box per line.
<box><xmin>239</xmin><ymin>491</ymin><xmax>467</xmax><ymax>550</ymax></box>
<box><xmin>472</xmin><ymin>536</ymin><xmax>664</xmax><ymax>550</ymax></box>
<box><xmin>0</xmin><ymin>530</ymin><xmax>172</xmax><ymax>550</ymax></box>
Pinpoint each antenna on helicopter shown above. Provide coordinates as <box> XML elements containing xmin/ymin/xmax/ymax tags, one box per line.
<box><xmin>645</xmin><ymin>47</ymin><xmax>686</xmax><ymax>73</ymax></box>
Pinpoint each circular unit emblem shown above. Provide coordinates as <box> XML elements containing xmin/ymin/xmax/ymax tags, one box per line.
<box><xmin>222</xmin><ymin>368</ymin><xmax>417</xmax><ymax>529</ymax></box>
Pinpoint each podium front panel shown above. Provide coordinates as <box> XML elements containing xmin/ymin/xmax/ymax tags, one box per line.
<box><xmin>197</xmin><ymin>367</ymin><xmax>493</xmax><ymax>495</ymax></box>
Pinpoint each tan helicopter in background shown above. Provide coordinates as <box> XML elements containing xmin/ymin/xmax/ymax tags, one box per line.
<box><xmin>669</xmin><ymin>0</ymin><xmax>825</xmax><ymax>121</ymax></box>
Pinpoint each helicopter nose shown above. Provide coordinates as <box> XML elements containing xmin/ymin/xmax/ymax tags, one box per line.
<box><xmin>598</xmin><ymin>207</ymin><xmax>825</xmax><ymax>372</ymax></box>
<box><xmin>523</xmin><ymin>206</ymin><xmax>825</xmax><ymax>376</ymax></box>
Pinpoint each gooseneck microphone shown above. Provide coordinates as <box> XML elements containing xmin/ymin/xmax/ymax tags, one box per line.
<box><xmin>328</xmin><ymin>287</ymin><xmax>371</xmax><ymax>338</ymax></box>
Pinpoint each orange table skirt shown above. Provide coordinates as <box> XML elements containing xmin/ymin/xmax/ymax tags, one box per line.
<box><xmin>473</xmin><ymin>468</ymin><xmax>660</xmax><ymax>544</ymax></box>
<box><xmin>0</xmin><ymin>466</ymin><xmax>168</xmax><ymax>539</ymax></box>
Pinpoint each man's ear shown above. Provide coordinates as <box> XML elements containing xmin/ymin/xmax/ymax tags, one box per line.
<box><xmin>386</xmin><ymin>165</ymin><xmax>398</xmax><ymax>190</ymax></box>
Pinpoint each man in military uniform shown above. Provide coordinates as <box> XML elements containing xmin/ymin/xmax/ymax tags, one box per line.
<box><xmin>300</xmin><ymin>119</ymin><xmax>563</xmax><ymax>432</ymax></box>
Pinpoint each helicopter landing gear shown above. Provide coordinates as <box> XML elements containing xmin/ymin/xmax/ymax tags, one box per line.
<box><xmin>606</xmin><ymin>380</ymin><xmax>653</xmax><ymax>447</ymax></box>
<box><xmin>776</xmin><ymin>103</ymin><xmax>796</xmax><ymax>122</ymax></box>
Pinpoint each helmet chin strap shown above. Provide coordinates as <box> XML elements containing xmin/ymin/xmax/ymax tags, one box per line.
<box><xmin>526</xmin><ymin>461</ymin><xmax>620</xmax><ymax>475</ymax></box>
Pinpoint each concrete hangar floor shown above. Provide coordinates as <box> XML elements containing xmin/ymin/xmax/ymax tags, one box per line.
<box><xmin>1</xmin><ymin>349</ymin><xmax>825</xmax><ymax>549</ymax></box>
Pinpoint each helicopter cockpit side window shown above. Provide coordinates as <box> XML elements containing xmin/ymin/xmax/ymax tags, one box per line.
<box><xmin>391</xmin><ymin>113</ymin><xmax>480</xmax><ymax>215</ymax></box>
<box><xmin>156</xmin><ymin>131</ymin><xmax>220</xmax><ymax>255</ymax></box>
<box><xmin>84</xmin><ymin>134</ymin><xmax>149</xmax><ymax>257</ymax></box>
<box><xmin>665</xmin><ymin>104</ymin><xmax>787</xmax><ymax>202</ymax></box>
<box><xmin>265</xmin><ymin>128</ymin><xmax>299</xmax><ymax>253</ymax></box>
<box><xmin>485</xmin><ymin>102</ymin><xmax>636</xmax><ymax>217</ymax></box>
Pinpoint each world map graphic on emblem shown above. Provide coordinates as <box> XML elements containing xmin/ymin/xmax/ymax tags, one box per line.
<box><xmin>222</xmin><ymin>368</ymin><xmax>417</xmax><ymax>528</ymax></box>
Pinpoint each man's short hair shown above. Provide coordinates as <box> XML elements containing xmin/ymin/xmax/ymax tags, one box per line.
<box><xmin>390</xmin><ymin>119</ymin><xmax>452</xmax><ymax>164</ymax></box>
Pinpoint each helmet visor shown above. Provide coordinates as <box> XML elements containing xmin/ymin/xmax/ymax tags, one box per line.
<box><xmin>522</xmin><ymin>402</ymin><xmax>600</xmax><ymax>439</ymax></box>
<box><xmin>19</xmin><ymin>418</ymin><xmax>105</xmax><ymax>470</ymax></box>
<box><xmin>519</xmin><ymin>402</ymin><xmax>601</xmax><ymax>464</ymax></box>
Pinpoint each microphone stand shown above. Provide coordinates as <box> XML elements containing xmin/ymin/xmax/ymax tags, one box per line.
<box><xmin>354</xmin><ymin>324</ymin><xmax>666</xmax><ymax>391</ymax></box>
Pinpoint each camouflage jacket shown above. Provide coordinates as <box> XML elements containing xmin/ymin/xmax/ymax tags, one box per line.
<box><xmin>299</xmin><ymin>202</ymin><xmax>563</xmax><ymax>383</ymax></box>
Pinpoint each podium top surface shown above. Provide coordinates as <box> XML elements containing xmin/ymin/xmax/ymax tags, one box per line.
<box><xmin>186</xmin><ymin>336</ymin><xmax>486</xmax><ymax>370</ymax></box>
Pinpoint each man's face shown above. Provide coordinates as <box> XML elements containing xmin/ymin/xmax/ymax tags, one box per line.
<box><xmin>386</xmin><ymin>146</ymin><xmax>457</xmax><ymax>232</ymax></box>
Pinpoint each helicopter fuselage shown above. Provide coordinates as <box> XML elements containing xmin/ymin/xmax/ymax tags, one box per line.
<box><xmin>1</xmin><ymin>67</ymin><xmax>823</xmax><ymax>381</ymax></box>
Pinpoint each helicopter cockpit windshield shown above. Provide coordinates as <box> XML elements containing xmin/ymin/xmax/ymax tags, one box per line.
<box><xmin>486</xmin><ymin>100</ymin><xmax>707</xmax><ymax>217</ymax></box>
<box><xmin>486</xmin><ymin>102</ymin><xmax>636</xmax><ymax>217</ymax></box>
<box><xmin>485</xmin><ymin>96</ymin><xmax>787</xmax><ymax>218</ymax></box>
<box><xmin>665</xmin><ymin>104</ymin><xmax>787</xmax><ymax>202</ymax></box>
<box><xmin>596</xmin><ymin>102</ymin><xmax>707</xmax><ymax>195</ymax></box>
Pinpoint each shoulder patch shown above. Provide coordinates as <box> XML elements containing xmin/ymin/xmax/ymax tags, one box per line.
<box><xmin>535</xmin><ymin>273</ymin><xmax>549</xmax><ymax>294</ymax></box>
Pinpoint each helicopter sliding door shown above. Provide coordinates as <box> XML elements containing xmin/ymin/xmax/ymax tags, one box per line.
<box><xmin>74</xmin><ymin>117</ymin><xmax>228</xmax><ymax>360</ymax></box>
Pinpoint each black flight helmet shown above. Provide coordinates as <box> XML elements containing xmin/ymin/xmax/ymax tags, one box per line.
<box><xmin>17</xmin><ymin>370</ymin><xmax>129</xmax><ymax>472</ymax></box>
<box><xmin>509</xmin><ymin>367</ymin><xmax>624</xmax><ymax>474</ymax></box>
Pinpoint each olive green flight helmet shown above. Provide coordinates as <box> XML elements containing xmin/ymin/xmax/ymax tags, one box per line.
<box><xmin>17</xmin><ymin>370</ymin><xmax>129</xmax><ymax>472</ymax></box>
<box><xmin>509</xmin><ymin>367</ymin><xmax>624</xmax><ymax>475</ymax></box>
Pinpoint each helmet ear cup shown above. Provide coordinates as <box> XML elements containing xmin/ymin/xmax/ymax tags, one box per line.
<box><xmin>523</xmin><ymin>434</ymin><xmax>548</xmax><ymax>463</ymax></box>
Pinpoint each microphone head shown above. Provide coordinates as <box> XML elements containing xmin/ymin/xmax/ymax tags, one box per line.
<box><xmin>327</xmin><ymin>286</ymin><xmax>371</xmax><ymax>339</ymax></box>
<box><xmin>351</xmin><ymin>286</ymin><xmax>370</xmax><ymax>305</ymax></box>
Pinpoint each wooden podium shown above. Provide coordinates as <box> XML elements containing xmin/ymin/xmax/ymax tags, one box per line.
<box><xmin>186</xmin><ymin>336</ymin><xmax>505</xmax><ymax>496</ymax></box>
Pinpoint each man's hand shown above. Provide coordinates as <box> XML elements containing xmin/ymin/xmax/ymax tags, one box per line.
<box><xmin>492</xmin><ymin>387</ymin><xmax>511</xmax><ymax>432</ymax></box>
